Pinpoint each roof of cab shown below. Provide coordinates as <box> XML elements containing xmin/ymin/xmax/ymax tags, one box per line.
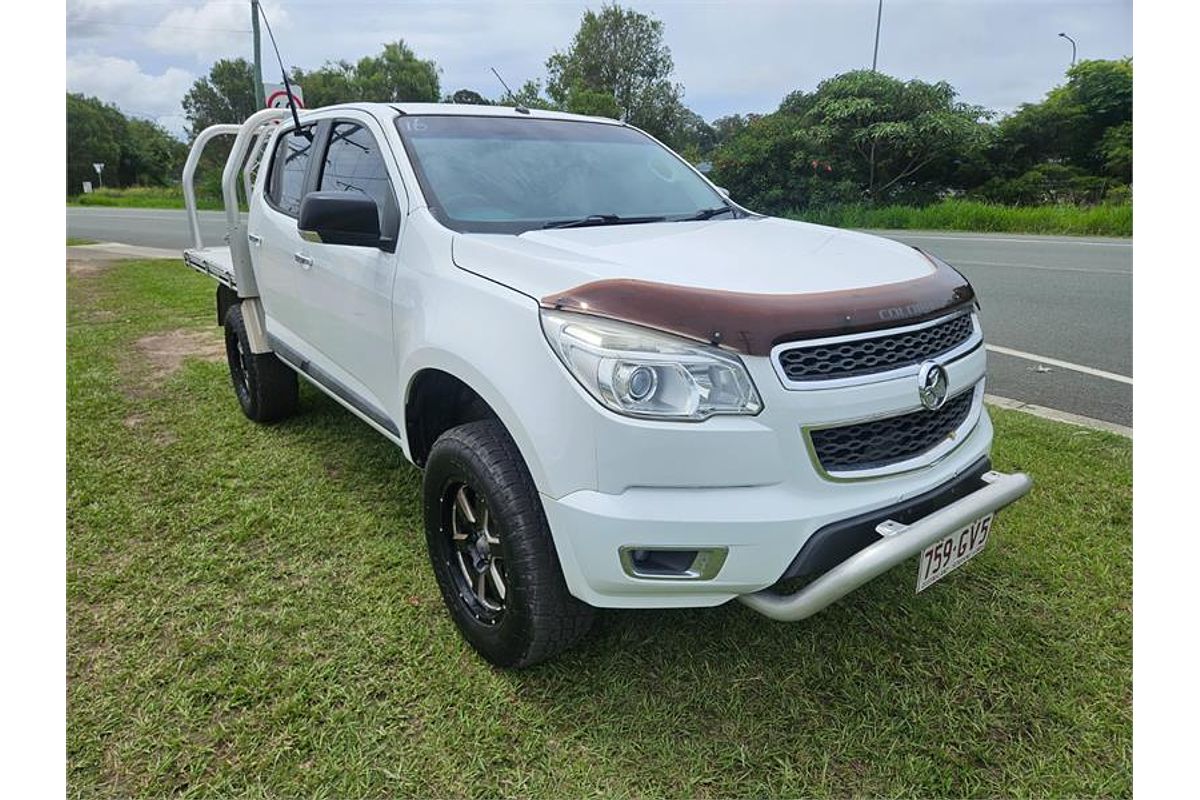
<box><xmin>302</xmin><ymin>101</ymin><xmax>624</xmax><ymax>126</ymax></box>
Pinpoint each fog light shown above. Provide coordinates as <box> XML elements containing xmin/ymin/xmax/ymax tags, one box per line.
<box><xmin>618</xmin><ymin>546</ymin><xmax>729</xmax><ymax>580</ymax></box>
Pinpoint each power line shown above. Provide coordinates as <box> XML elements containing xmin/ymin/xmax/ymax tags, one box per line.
<box><xmin>67</xmin><ymin>19</ymin><xmax>251</xmax><ymax>34</ymax></box>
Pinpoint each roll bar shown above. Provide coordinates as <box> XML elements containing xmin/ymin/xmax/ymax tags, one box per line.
<box><xmin>180</xmin><ymin>108</ymin><xmax>292</xmax><ymax>286</ymax></box>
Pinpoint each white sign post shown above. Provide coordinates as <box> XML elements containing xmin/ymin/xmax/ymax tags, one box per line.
<box><xmin>92</xmin><ymin>162</ymin><xmax>105</xmax><ymax>189</ymax></box>
<box><xmin>82</xmin><ymin>181</ymin><xmax>93</xmax><ymax>194</ymax></box>
<box><xmin>264</xmin><ymin>84</ymin><xmax>304</xmax><ymax>110</ymax></box>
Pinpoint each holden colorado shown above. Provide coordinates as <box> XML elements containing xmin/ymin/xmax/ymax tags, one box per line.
<box><xmin>180</xmin><ymin>103</ymin><xmax>1031</xmax><ymax>667</ymax></box>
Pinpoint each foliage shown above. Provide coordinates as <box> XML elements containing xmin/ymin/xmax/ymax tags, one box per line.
<box><xmin>181</xmin><ymin>58</ymin><xmax>259</xmax><ymax>139</ymax></box>
<box><xmin>989</xmin><ymin>58</ymin><xmax>1132</xmax><ymax>181</ymax></box>
<box><xmin>292</xmin><ymin>41</ymin><xmax>440</xmax><ymax>107</ymax></box>
<box><xmin>446</xmin><ymin>88</ymin><xmax>490</xmax><ymax>105</ymax></box>
<box><xmin>791</xmin><ymin>198</ymin><xmax>1131</xmax><ymax>237</ymax></box>
<box><xmin>713</xmin><ymin>71</ymin><xmax>992</xmax><ymax>214</ymax></box>
<box><xmin>506</xmin><ymin>79</ymin><xmax>560</xmax><ymax>111</ymax></box>
<box><xmin>546</xmin><ymin>3</ymin><xmax>687</xmax><ymax>145</ymax></box>
<box><xmin>67</xmin><ymin>94</ymin><xmax>186</xmax><ymax>196</ymax></box>
<box><xmin>972</xmin><ymin>164</ymin><xmax>1112</xmax><ymax>206</ymax></box>
<box><xmin>560</xmin><ymin>80</ymin><xmax>623</xmax><ymax>119</ymax></box>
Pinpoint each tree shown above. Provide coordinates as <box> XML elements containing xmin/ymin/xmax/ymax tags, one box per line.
<box><xmin>291</xmin><ymin>59</ymin><xmax>357</xmax><ymax>108</ymax></box>
<box><xmin>349</xmin><ymin>41</ymin><xmax>440</xmax><ymax>102</ymax></box>
<box><xmin>712</xmin><ymin>72</ymin><xmax>991</xmax><ymax>213</ymax></box>
<box><xmin>546</xmin><ymin>3</ymin><xmax>686</xmax><ymax>144</ymax></box>
<box><xmin>67</xmin><ymin>94</ymin><xmax>122</xmax><ymax>194</ymax></box>
<box><xmin>120</xmin><ymin>118</ymin><xmax>187</xmax><ymax>188</ymax></box>
<box><xmin>67</xmin><ymin>94</ymin><xmax>186</xmax><ymax>195</ymax></box>
<box><xmin>982</xmin><ymin>58</ymin><xmax>1132</xmax><ymax>201</ymax></box>
<box><xmin>507</xmin><ymin>79</ymin><xmax>558</xmax><ymax>111</ymax></box>
<box><xmin>447</xmin><ymin>88</ymin><xmax>490</xmax><ymax>105</ymax></box>
<box><xmin>294</xmin><ymin>41</ymin><xmax>440</xmax><ymax>106</ymax></box>
<box><xmin>181</xmin><ymin>58</ymin><xmax>258</xmax><ymax>139</ymax></box>
<box><xmin>561</xmin><ymin>81</ymin><xmax>621</xmax><ymax>119</ymax></box>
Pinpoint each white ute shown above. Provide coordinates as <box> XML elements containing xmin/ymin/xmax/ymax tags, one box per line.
<box><xmin>181</xmin><ymin>103</ymin><xmax>1031</xmax><ymax>667</ymax></box>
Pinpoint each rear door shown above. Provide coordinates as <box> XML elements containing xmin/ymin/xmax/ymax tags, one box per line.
<box><xmin>249</xmin><ymin>121</ymin><xmax>321</xmax><ymax>356</ymax></box>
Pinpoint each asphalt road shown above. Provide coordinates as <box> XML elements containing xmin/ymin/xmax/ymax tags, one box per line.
<box><xmin>67</xmin><ymin>207</ymin><xmax>1133</xmax><ymax>427</ymax></box>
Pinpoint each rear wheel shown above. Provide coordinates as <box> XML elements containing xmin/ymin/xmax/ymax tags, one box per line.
<box><xmin>423</xmin><ymin>420</ymin><xmax>595</xmax><ymax>668</ymax></box>
<box><xmin>223</xmin><ymin>303</ymin><xmax>298</xmax><ymax>423</ymax></box>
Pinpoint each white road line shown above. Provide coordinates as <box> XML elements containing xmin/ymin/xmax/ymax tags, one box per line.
<box><xmin>986</xmin><ymin>394</ymin><xmax>1132</xmax><ymax>438</ymax></box>
<box><xmin>885</xmin><ymin>232</ymin><xmax>1132</xmax><ymax>247</ymax></box>
<box><xmin>986</xmin><ymin>344</ymin><xmax>1133</xmax><ymax>385</ymax></box>
<box><xmin>956</xmin><ymin>259</ymin><xmax>1130</xmax><ymax>276</ymax></box>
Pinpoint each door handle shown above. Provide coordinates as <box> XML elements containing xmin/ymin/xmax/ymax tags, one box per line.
<box><xmin>293</xmin><ymin>253</ymin><xmax>313</xmax><ymax>269</ymax></box>
<box><xmin>247</xmin><ymin>233</ymin><xmax>262</xmax><ymax>246</ymax></box>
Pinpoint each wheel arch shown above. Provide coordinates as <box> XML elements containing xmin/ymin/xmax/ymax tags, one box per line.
<box><xmin>404</xmin><ymin>367</ymin><xmax>501</xmax><ymax>467</ymax></box>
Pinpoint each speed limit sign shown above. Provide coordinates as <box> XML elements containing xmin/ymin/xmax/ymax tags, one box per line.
<box><xmin>264</xmin><ymin>83</ymin><xmax>304</xmax><ymax>109</ymax></box>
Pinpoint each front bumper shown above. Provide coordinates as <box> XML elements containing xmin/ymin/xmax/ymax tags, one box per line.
<box><xmin>738</xmin><ymin>469</ymin><xmax>1031</xmax><ymax>621</ymax></box>
<box><xmin>542</xmin><ymin>411</ymin><xmax>1003</xmax><ymax>609</ymax></box>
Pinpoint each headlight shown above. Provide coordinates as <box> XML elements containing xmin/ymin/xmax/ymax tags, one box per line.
<box><xmin>540</xmin><ymin>309</ymin><xmax>763</xmax><ymax>421</ymax></box>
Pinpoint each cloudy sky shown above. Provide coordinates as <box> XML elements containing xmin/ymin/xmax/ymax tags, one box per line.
<box><xmin>66</xmin><ymin>0</ymin><xmax>1131</xmax><ymax>137</ymax></box>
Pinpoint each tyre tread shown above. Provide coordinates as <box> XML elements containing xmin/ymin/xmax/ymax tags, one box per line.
<box><xmin>426</xmin><ymin>420</ymin><xmax>595</xmax><ymax>667</ymax></box>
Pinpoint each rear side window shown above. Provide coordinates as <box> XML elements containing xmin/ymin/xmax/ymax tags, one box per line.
<box><xmin>319</xmin><ymin>122</ymin><xmax>397</xmax><ymax>228</ymax></box>
<box><xmin>267</xmin><ymin>126</ymin><xmax>315</xmax><ymax>216</ymax></box>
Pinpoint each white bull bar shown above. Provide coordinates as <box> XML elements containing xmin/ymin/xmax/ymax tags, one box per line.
<box><xmin>737</xmin><ymin>470</ymin><xmax>1032</xmax><ymax>621</ymax></box>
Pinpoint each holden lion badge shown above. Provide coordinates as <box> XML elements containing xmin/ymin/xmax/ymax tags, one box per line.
<box><xmin>917</xmin><ymin>361</ymin><xmax>949</xmax><ymax>411</ymax></box>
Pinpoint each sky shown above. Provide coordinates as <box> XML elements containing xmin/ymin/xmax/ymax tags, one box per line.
<box><xmin>66</xmin><ymin>0</ymin><xmax>1132</xmax><ymax>137</ymax></box>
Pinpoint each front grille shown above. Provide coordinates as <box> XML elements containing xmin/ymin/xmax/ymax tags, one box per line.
<box><xmin>810</xmin><ymin>388</ymin><xmax>976</xmax><ymax>473</ymax></box>
<box><xmin>778</xmin><ymin>313</ymin><xmax>975</xmax><ymax>382</ymax></box>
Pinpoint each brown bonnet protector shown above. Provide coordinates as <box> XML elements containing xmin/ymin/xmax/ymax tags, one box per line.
<box><xmin>540</xmin><ymin>251</ymin><xmax>976</xmax><ymax>356</ymax></box>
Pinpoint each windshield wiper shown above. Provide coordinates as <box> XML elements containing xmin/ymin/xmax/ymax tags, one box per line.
<box><xmin>678</xmin><ymin>205</ymin><xmax>736</xmax><ymax>221</ymax></box>
<box><xmin>541</xmin><ymin>214</ymin><xmax>667</xmax><ymax>230</ymax></box>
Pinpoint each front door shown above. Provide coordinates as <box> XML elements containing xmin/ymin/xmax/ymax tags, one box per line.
<box><xmin>302</xmin><ymin>114</ymin><xmax>403</xmax><ymax>416</ymax></box>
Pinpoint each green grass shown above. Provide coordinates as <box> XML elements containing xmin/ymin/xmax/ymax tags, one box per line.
<box><xmin>68</xmin><ymin>186</ymin><xmax>226</xmax><ymax>210</ymax></box>
<box><xmin>67</xmin><ymin>237</ymin><xmax>98</xmax><ymax>246</ymax></box>
<box><xmin>791</xmin><ymin>198</ymin><xmax>1133</xmax><ymax>237</ymax></box>
<box><xmin>68</xmin><ymin>259</ymin><xmax>1132</xmax><ymax>798</ymax></box>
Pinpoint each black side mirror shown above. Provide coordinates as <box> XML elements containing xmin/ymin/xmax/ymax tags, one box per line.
<box><xmin>298</xmin><ymin>191</ymin><xmax>381</xmax><ymax>248</ymax></box>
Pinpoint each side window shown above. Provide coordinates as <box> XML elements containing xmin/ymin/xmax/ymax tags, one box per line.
<box><xmin>319</xmin><ymin>122</ymin><xmax>398</xmax><ymax>228</ymax></box>
<box><xmin>267</xmin><ymin>126</ymin><xmax>315</xmax><ymax>216</ymax></box>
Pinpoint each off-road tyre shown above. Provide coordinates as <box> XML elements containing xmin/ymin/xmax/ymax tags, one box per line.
<box><xmin>223</xmin><ymin>303</ymin><xmax>298</xmax><ymax>423</ymax></box>
<box><xmin>423</xmin><ymin>419</ymin><xmax>596</xmax><ymax>668</ymax></box>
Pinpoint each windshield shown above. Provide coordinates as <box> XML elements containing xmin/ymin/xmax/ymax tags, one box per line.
<box><xmin>394</xmin><ymin>115</ymin><xmax>732</xmax><ymax>234</ymax></box>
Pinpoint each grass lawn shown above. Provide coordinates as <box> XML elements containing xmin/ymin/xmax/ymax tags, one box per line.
<box><xmin>790</xmin><ymin>199</ymin><xmax>1133</xmax><ymax>238</ymax></box>
<box><xmin>67</xmin><ymin>259</ymin><xmax>1132</xmax><ymax>798</ymax></box>
<box><xmin>67</xmin><ymin>237</ymin><xmax>98</xmax><ymax>246</ymax></box>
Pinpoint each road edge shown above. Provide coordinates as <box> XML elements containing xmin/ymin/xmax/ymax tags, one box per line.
<box><xmin>986</xmin><ymin>394</ymin><xmax>1132</xmax><ymax>438</ymax></box>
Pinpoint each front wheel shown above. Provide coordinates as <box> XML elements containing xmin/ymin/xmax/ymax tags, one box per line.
<box><xmin>423</xmin><ymin>420</ymin><xmax>595</xmax><ymax>668</ymax></box>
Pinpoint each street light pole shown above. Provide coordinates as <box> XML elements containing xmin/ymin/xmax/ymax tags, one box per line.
<box><xmin>1058</xmin><ymin>32</ymin><xmax>1077</xmax><ymax>68</ymax></box>
<box><xmin>872</xmin><ymin>0</ymin><xmax>884</xmax><ymax>71</ymax></box>
<box><xmin>251</xmin><ymin>0</ymin><xmax>265</xmax><ymax>107</ymax></box>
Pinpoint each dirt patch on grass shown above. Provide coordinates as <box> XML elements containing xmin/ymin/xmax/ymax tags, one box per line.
<box><xmin>67</xmin><ymin>258</ymin><xmax>112</xmax><ymax>277</ymax></box>
<box><xmin>132</xmin><ymin>329</ymin><xmax>225</xmax><ymax>386</ymax></box>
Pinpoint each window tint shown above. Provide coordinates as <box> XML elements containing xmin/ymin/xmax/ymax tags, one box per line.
<box><xmin>268</xmin><ymin>126</ymin><xmax>315</xmax><ymax>216</ymax></box>
<box><xmin>319</xmin><ymin>122</ymin><xmax>397</xmax><ymax>227</ymax></box>
<box><xmin>394</xmin><ymin>116</ymin><xmax>727</xmax><ymax>234</ymax></box>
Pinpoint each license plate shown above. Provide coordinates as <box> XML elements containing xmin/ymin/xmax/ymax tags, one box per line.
<box><xmin>916</xmin><ymin>513</ymin><xmax>994</xmax><ymax>592</ymax></box>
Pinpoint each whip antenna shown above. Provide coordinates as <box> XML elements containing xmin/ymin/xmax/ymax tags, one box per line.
<box><xmin>258</xmin><ymin>5</ymin><xmax>307</xmax><ymax>136</ymax></box>
<box><xmin>489</xmin><ymin>67</ymin><xmax>529</xmax><ymax>113</ymax></box>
